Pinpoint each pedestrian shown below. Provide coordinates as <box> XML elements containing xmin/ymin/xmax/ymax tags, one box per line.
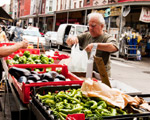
<box><xmin>66</xmin><ymin>12</ymin><xmax>118</xmax><ymax>77</ymax></box>
<box><xmin>13</xmin><ymin>22</ymin><xmax>23</xmax><ymax>42</ymax></box>
<box><xmin>0</xmin><ymin>26</ymin><xmax>7</xmax><ymax>42</ymax></box>
<box><xmin>0</xmin><ymin>39</ymin><xmax>28</xmax><ymax>81</ymax></box>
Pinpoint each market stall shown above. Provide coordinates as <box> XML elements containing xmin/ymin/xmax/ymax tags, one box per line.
<box><xmin>1</xmin><ymin>45</ymin><xmax>150</xmax><ymax>120</ymax></box>
<box><xmin>119</xmin><ymin>4</ymin><xmax>150</xmax><ymax>59</ymax></box>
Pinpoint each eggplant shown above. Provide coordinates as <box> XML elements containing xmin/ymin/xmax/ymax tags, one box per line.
<box><xmin>55</xmin><ymin>74</ymin><xmax>66</xmax><ymax>81</ymax></box>
<box><xmin>26</xmin><ymin>80</ymin><xmax>34</xmax><ymax>84</ymax></box>
<box><xmin>41</xmin><ymin>73</ymin><xmax>53</xmax><ymax>81</ymax></box>
<box><xmin>42</xmin><ymin>79</ymin><xmax>49</xmax><ymax>82</ymax></box>
<box><xmin>31</xmin><ymin>71</ymin><xmax>38</xmax><ymax>75</ymax></box>
<box><xmin>36</xmin><ymin>80</ymin><xmax>42</xmax><ymax>83</ymax></box>
<box><xmin>54</xmin><ymin>78</ymin><xmax>65</xmax><ymax>82</ymax></box>
<box><xmin>48</xmin><ymin>71</ymin><xmax>59</xmax><ymax>79</ymax></box>
<box><xmin>28</xmin><ymin>74</ymin><xmax>40</xmax><ymax>81</ymax></box>
<box><xmin>9</xmin><ymin>67</ymin><xmax>31</xmax><ymax>79</ymax></box>
<box><xmin>18</xmin><ymin>76</ymin><xmax>27</xmax><ymax>83</ymax></box>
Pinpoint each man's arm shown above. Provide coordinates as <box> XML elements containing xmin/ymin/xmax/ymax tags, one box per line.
<box><xmin>0</xmin><ymin>40</ymin><xmax>28</xmax><ymax>57</ymax></box>
<box><xmin>66</xmin><ymin>36</ymin><xmax>78</xmax><ymax>46</ymax></box>
<box><xmin>85</xmin><ymin>43</ymin><xmax>118</xmax><ymax>52</ymax></box>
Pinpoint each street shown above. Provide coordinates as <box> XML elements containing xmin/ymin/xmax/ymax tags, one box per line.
<box><xmin>111</xmin><ymin>57</ymin><xmax>150</xmax><ymax>94</ymax></box>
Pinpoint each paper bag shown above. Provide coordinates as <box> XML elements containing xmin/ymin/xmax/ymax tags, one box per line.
<box><xmin>81</xmin><ymin>79</ymin><xmax>143</xmax><ymax>109</ymax></box>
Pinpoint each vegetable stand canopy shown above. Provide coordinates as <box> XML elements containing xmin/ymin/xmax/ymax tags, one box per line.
<box><xmin>0</xmin><ymin>7</ymin><xmax>13</xmax><ymax>22</ymax></box>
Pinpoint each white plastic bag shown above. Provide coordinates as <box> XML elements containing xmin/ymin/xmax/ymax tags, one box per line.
<box><xmin>68</xmin><ymin>44</ymin><xmax>88</xmax><ymax>72</ymax></box>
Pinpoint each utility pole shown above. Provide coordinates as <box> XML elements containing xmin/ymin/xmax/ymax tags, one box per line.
<box><xmin>36</xmin><ymin>0</ymin><xmax>41</xmax><ymax>27</ymax></box>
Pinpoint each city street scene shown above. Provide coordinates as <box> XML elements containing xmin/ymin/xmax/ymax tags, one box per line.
<box><xmin>0</xmin><ymin>0</ymin><xmax>150</xmax><ymax>120</ymax></box>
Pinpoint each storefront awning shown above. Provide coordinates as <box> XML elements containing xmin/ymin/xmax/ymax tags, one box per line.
<box><xmin>0</xmin><ymin>7</ymin><xmax>13</xmax><ymax>22</ymax></box>
<box><xmin>19</xmin><ymin>15</ymin><xmax>37</xmax><ymax>19</ymax></box>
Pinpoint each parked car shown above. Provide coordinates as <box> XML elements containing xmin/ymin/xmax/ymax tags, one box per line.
<box><xmin>56</xmin><ymin>24</ymin><xmax>89</xmax><ymax>50</ymax></box>
<box><xmin>22</xmin><ymin>29</ymin><xmax>46</xmax><ymax>48</ymax></box>
<box><xmin>44</xmin><ymin>31</ymin><xmax>57</xmax><ymax>49</ymax></box>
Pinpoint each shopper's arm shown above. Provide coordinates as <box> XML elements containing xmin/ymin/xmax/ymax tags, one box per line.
<box><xmin>0</xmin><ymin>40</ymin><xmax>28</xmax><ymax>57</ymax></box>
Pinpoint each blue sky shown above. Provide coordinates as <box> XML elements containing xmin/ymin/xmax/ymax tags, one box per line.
<box><xmin>0</xmin><ymin>0</ymin><xmax>10</xmax><ymax>6</ymax></box>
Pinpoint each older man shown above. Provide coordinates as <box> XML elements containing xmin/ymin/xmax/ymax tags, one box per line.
<box><xmin>66</xmin><ymin>12</ymin><xmax>118</xmax><ymax>77</ymax></box>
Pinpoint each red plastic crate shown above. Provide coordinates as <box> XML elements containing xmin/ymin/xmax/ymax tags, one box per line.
<box><xmin>15</xmin><ymin>48</ymin><xmax>40</xmax><ymax>54</ymax></box>
<box><xmin>0</xmin><ymin>42</ymin><xmax>15</xmax><ymax>47</ymax></box>
<box><xmin>67</xmin><ymin>114</ymin><xmax>85</xmax><ymax>120</ymax></box>
<box><xmin>10</xmin><ymin>64</ymin><xmax>83</xmax><ymax>104</ymax></box>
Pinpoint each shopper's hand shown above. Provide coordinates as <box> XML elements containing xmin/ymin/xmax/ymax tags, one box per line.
<box><xmin>85</xmin><ymin>43</ymin><xmax>94</xmax><ymax>52</ymax></box>
<box><xmin>66</xmin><ymin>36</ymin><xmax>78</xmax><ymax>46</ymax></box>
<box><xmin>20</xmin><ymin>38</ymin><xmax>28</xmax><ymax>49</ymax></box>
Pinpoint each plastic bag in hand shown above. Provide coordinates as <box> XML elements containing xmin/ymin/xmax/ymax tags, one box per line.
<box><xmin>68</xmin><ymin>44</ymin><xmax>88</xmax><ymax>72</ymax></box>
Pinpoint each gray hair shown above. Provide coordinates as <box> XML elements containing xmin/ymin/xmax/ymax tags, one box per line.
<box><xmin>88</xmin><ymin>12</ymin><xmax>105</xmax><ymax>25</ymax></box>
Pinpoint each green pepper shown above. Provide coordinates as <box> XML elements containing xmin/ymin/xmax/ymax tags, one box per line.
<box><xmin>110</xmin><ymin>108</ymin><xmax>117</xmax><ymax>116</ymax></box>
<box><xmin>46</xmin><ymin>67</ymin><xmax>51</xmax><ymax>72</ymax></box>
<box><xmin>74</xmin><ymin>90</ymin><xmax>82</xmax><ymax>99</ymax></box>
<box><xmin>83</xmin><ymin>109</ymin><xmax>92</xmax><ymax>115</ymax></box>
<box><xmin>116</xmin><ymin>108</ymin><xmax>127</xmax><ymax>115</ymax></box>
<box><xmin>18</xmin><ymin>56</ymin><xmax>27</xmax><ymax>64</ymax></box>
<box><xmin>53</xmin><ymin>110</ymin><xmax>65</xmax><ymax>120</ymax></box>
<box><xmin>59</xmin><ymin>104</ymin><xmax>83</xmax><ymax>114</ymax></box>
<box><xmin>45</xmin><ymin>99</ymin><xmax>55</xmax><ymax>105</ymax></box>
<box><xmin>85</xmin><ymin>100</ymin><xmax>97</xmax><ymax>109</ymax></box>
<box><xmin>95</xmin><ymin>109</ymin><xmax>102</xmax><ymax>118</ymax></box>
<box><xmin>59</xmin><ymin>112</ymin><xmax>67</xmax><ymax>118</ymax></box>
<box><xmin>100</xmin><ymin>109</ymin><xmax>112</xmax><ymax>116</ymax></box>
<box><xmin>63</xmin><ymin>99</ymin><xmax>68</xmax><ymax>104</ymax></box>
<box><xmin>70</xmin><ymin>89</ymin><xmax>77</xmax><ymax>97</ymax></box>
<box><xmin>37</xmin><ymin>94</ymin><xmax>54</xmax><ymax>100</ymax></box>
<box><xmin>56</xmin><ymin>102</ymin><xmax>64</xmax><ymax>109</ymax></box>
<box><xmin>56</xmin><ymin>93</ymin><xmax>80</xmax><ymax>103</ymax></box>
<box><xmin>23</xmin><ymin>51</ymin><xmax>30</xmax><ymax>58</ymax></box>
<box><xmin>31</xmin><ymin>54</ymin><xmax>40</xmax><ymax>60</ymax></box>
<box><xmin>97</xmin><ymin>101</ymin><xmax>107</xmax><ymax>109</ymax></box>
<box><xmin>49</xmin><ymin>57</ymin><xmax>54</xmax><ymax>64</ymax></box>
<box><xmin>13</xmin><ymin>54</ymin><xmax>20</xmax><ymax>61</ymax></box>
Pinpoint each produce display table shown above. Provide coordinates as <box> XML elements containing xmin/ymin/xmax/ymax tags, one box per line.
<box><xmin>1</xmin><ymin>54</ymin><xmax>150</xmax><ymax>120</ymax></box>
<box><xmin>1</xmin><ymin>58</ymin><xmax>30</xmax><ymax>120</ymax></box>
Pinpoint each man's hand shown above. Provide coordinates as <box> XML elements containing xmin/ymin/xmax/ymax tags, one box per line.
<box><xmin>85</xmin><ymin>43</ymin><xmax>94</xmax><ymax>52</ymax></box>
<box><xmin>66</xmin><ymin>36</ymin><xmax>78</xmax><ymax>46</ymax></box>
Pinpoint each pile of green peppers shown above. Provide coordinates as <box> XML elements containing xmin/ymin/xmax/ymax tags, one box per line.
<box><xmin>6</xmin><ymin>51</ymin><xmax>54</xmax><ymax>65</ymax></box>
<box><xmin>37</xmin><ymin>89</ymin><xmax>129</xmax><ymax>120</ymax></box>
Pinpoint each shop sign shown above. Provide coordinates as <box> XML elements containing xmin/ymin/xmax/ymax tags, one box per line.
<box><xmin>93</xmin><ymin>0</ymin><xmax>108</xmax><ymax>6</ymax></box>
<box><xmin>118</xmin><ymin>0</ymin><xmax>150</xmax><ymax>2</ymax></box>
<box><xmin>110</xmin><ymin>7</ymin><xmax>121</xmax><ymax>16</ymax></box>
<box><xmin>91</xmin><ymin>6</ymin><xmax>121</xmax><ymax>17</ymax></box>
<box><xmin>93</xmin><ymin>0</ymin><xmax>118</xmax><ymax>6</ymax></box>
<box><xmin>139</xmin><ymin>7</ymin><xmax>150</xmax><ymax>23</ymax></box>
<box><xmin>91</xmin><ymin>9</ymin><xmax>105</xmax><ymax>16</ymax></box>
<box><xmin>108</xmin><ymin>0</ymin><xmax>118</xmax><ymax>4</ymax></box>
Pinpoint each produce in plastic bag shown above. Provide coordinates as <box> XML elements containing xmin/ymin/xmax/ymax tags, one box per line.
<box><xmin>60</xmin><ymin>44</ymin><xmax>88</xmax><ymax>72</ymax></box>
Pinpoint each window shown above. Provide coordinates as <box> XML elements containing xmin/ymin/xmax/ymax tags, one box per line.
<box><xmin>87</xmin><ymin>0</ymin><xmax>90</xmax><ymax>3</ymax></box>
<box><xmin>76</xmin><ymin>26</ymin><xmax>89</xmax><ymax>36</ymax></box>
<box><xmin>74</xmin><ymin>2</ymin><xmax>76</xmax><ymax>8</ymax></box>
<box><xmin>49</xmin><ymin>0</ymin><xmax>52</xmax><ymax>11</ymax></box>
<box><xmin>79</xmin><ymin>1</ymin><xmax>82</xmax><ymax>8</ymax></box>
